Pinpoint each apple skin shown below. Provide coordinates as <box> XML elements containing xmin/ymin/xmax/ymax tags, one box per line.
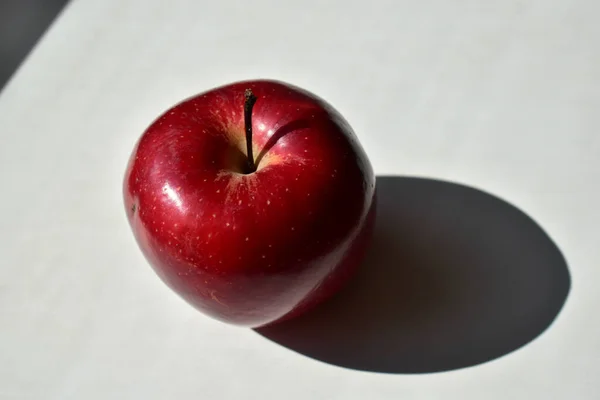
<box><xmin>124</xmin><ymin>80</ymin><xmax>376</xmax><ymax>327</ymax></box>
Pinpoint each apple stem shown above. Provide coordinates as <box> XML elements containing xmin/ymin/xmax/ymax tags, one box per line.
<box><xmin>244</xmin><ymin>89</ymin><xmax>258</xmax><ymax>173</ymax></box>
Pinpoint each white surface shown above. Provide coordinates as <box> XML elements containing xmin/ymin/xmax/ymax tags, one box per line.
<box><xmin>0</xmin><ymin>0</ymin><xmax>598</xmax><ymax>398</ymax></box>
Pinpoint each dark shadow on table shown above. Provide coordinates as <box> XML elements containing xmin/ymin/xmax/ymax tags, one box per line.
<box><xmin>256</xmin><ymin>176</ymin><xmax>571</xmax><ymax>373</ymax></box>
<box><xmin>0</xmin><ymin>0</ymin><xmax>70</xmax><ymax>90</ymax></box>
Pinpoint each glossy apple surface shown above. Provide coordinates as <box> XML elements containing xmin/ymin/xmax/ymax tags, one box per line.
<box><xmin>124</xmin><ymin>80</ymin><xmax>375</xmax><ymax>327</ymax></box>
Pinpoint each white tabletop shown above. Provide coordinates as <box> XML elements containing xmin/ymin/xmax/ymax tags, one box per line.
<box><xmin>1</xmin><ymin>0</ymin><xmax>598</xmax><ymax>398</ymax></box>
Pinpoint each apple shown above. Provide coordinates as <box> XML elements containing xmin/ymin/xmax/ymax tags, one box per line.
<box><xmin>123</xmin><ymin>80</ymin><xmax>376</xmax><ymax>327</ymax></box>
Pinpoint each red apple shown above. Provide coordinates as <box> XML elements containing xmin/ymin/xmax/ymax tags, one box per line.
<box><xmin>123</xmin><ymin>80</ymin><xmax>376</xmax><ymax>327</ymax></box>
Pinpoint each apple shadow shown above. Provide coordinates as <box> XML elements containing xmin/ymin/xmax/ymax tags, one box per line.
<box><xmin>255</xmin><ymin>176</ymin><xmax>571</xmax><ymax>373</ymax></box>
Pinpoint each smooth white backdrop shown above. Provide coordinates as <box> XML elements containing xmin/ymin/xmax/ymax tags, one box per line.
<box><xmin>0</xmin><ymin>0</ymin><xmax>598</xmax><ymax>398</ymax></box>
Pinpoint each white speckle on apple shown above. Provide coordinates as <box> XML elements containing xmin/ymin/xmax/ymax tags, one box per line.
<box><xmin>262</xmin><ymin>255</ymin><xmax>266</xmax><ymax>259</ymax></box>
<box><xmin>212</xmin><ymin>214</ymin><xmax>216</xmax><ymax>218</ymax></box>
<box><xmin>226</xmin><ymin>222</ymin><xmax>230</xmax><ymax>227</ymax></box>
<box><xmin>296</xmin><ymin>108</ymin><xmax>300</xmax><ymax>111</ymax></box>
<box><xmin>245</xmin><ymin>237</ymin><xmax>249</xmax><ymax>241</ymax></box>
<box><xmin>304</xmin><ymin>136</ymin><xmax>308</xmax><ymax>139</ymax></box>
<box><xmin>238</xmin><ymin>200</ymin><xmax>242</xmax><ymax>205</ymax></box>
<box><xmin>168</xmin><ymin>241</ymin><xmax>172</xmax><ymax>245</ymax></box>
<box><xmin>209</xmin><ymin>255</ymin><xmax>213</xmax><ymax>258</ymax></box>
<box><xmin>216</xmin><ymin>189</ymin><xmax>220</xmax><ymax>193</ymax></box>
<box><xmin>304</xmin><ymin>150</ymin><xmax>308</xmax><ymax>153</ymax></box>
<box><xmin>285</xmin><ymin>188</ymin><xmax>289</xmax><ymax>192</ymax></box>
<box><xmin>267</xmin><ymin>200</ymin><xmax>271</xmax><ymax>205</ymax></box>
<box><xmin>196</xmin><ymin>236</ymin><xmax>200</xmax><ymax>240</ymax></box>
<box><xmin>203</xmin><ymin>179</ymin><xmax>207</xmax><ymax>182</ymax></box>
<box><xmin>268</xmin><ymin>244</ymin><xmax>272</xmax><ymax>248</ymax></box>
<box><xmin>291</xmin><ymin>227</ymin><xmax>295</xmax><ymax>231</ymax></box>
<box><xmin>179</xmin><ymin>249</ymin><xmax>182</xmax><ymax>253</ymax></box>
<box><xmin>174</xmin><ymin>223</ymin><xmax>178</xmax><ymax>227</ymax></box>
<box><xmin>208</xmin><ymin>233</ymin><xmax>212</xmax><ymax>238</ymax></box>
